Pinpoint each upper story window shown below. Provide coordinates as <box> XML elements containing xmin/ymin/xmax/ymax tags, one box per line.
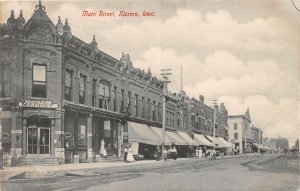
<box><xmin>65</xmin><ymin>69</ymin><xmax>72</xmax><ymax>101</ymax></box>
<box><xmin>92</xmin><ymin>79</ymin><xmax>97</xmax><ymax>107</ymax></box>
<box><xmin>113</xmin><ymin>86</ymin><xmax>117</xmax><ymax>111</ymax></box>
<box><xmin>141</xmin><ymin>97</ymin><xmax>145</xmax><ymax>118</ymax></box>
<box><xmin>99</xmin><ymin>82</ymin><xmax>110</xmax><ymax>110</ymax></box>
<box><xmin>0</xmin><ymin>64</ymin><xmax>11</xmax><ymax>98</ymax></box>
<box><xmin>234</xmin><ymin>133</ymin><xmax>238</xmax><ymax>140</ymax></box>
<box><xmin>234</xmin><ymin>123</ymin><xmax>238</xmax><ymax>130</ymax></box>
<box><xmin>135</xmin><ymin>94</ymin><xmax>138</xmax><ymax>117</ymax></box>
<box><xmin>121</xmin><ymin>89</ymin><xmax>124</xmax><ymax>113</ymax></box>
<box><xmin>32</xmin><ymin>64</ymin><xmax>46</xmax><ymax>98</ymax></box>
<box><xmin>152</xmin><ymin>100</ymin><xmax>156</xmax><ymax>121</ymax></box>
<box><xmin>128</xmin><ymin>92</ymin><xmax>131</xmax><ymax>111</ymax></box>
<box><xmin>147</xmin><ymin>98</ymin><xmax>151</xmax><ymax>119</ymax></box>
<box><xmin>79</xmin><ymin>74</ymin><xmax>86</xmax><ymax>104</ymax></box>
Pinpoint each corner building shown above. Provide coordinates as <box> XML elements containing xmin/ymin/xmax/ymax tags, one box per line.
<box><xmin>0</xmin><ymin>1</ymin><xmax>232</xmax><ymax>164</ymax></box>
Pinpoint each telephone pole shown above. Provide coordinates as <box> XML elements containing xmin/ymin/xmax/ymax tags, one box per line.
<box><xmin>160</xmin><ymin>69</ymin><xmax>171</xmax><ymax>155</ymax></box>
<box><xmin>212</xmin><ymin>100</ymin><xmax>218</xmax><ymax>138</ymax></box>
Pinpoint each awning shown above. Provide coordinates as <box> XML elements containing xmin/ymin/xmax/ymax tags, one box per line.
<box><xmin>205</xmin><ymin>135</ymin><xmax>229</xmax><ymax>148</ymax></box>
<box><xmin>128</xmin><ymin>122</ymin><xmax>161</xmax><ymax>145</ymax></box>
<box><xmin>165</xmin><ymin>130</ymin><xmax>188</xmax><ymax>145</ymax></box>
<box><xmin>149</xmin><ymin>126</ymin><xmax>174</xmax><ymax>145</ymax></box>
<box><xmin>217</xmin><ymin>137</ymin><xmax>232</xmax><ymax>148</ymax></box>
<box><xmin>194</xmin><ymin>134</ymin><xmax>215</xmax><ymax>147</ymax></box>
<box><xmin>177</xmin><ymin>131</ymin><xmax>198</xmax><ymax>146</ymax></box>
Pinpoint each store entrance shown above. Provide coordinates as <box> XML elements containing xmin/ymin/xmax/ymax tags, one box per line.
<box><xmin>27</xmin><ymin>127</ymin><xmax>50</xmax><ymax>155</ymax></box>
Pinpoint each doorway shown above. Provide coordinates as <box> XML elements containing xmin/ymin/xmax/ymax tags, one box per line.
<box><xmin>27</xmin><ymin>127</ymin><xmax>50</xmax><ymax>155</ymax></box>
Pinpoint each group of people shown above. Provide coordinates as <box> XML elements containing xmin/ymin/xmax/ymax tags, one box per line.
<box><xmin>123</xmin><ymin>145</ymin><xmax>135</xmax><ymax>163</ymax></box>
<box><xmin>195</xmin><ymin>147</ymin><xmax>203</xmax><ymax>158</ymax></box>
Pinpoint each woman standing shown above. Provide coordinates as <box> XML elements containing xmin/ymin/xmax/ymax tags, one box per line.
<box><xmin>199</xmin><ymin>147</ymin><xmax>203</xmax><ymax>158</ymax></box>
<box><xmin>126</xmin><ymin>146</ymin><xmax>135</xmax><ymax>162</ymax></box>
<box><xmin>195</xmin><ymin>147</ymin><xmax>199</xmax><ymax>158</ymax></box>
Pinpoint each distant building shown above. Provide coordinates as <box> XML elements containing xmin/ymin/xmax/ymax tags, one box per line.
<box><xmin>228</xmin><ymin>109</ymin><xmax>252</xmax><ymax>154</ymax></box>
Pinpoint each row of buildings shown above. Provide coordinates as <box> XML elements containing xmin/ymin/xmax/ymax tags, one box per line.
<box><xmin>0</xmin><ymin>1</ymin><xmax>264</xmax><ymax>164</ymax></box>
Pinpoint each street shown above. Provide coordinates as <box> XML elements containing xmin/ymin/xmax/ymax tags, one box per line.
<box><xmin>1</xmin><ymin>154</ymin><xmax>299</xmax><ymax>191</ymax></box>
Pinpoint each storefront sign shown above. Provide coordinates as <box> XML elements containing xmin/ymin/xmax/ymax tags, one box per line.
<box><xmin>19</xmin><ymin>99</ymin><xmax>58</xmax><ymax>109</ymax></box>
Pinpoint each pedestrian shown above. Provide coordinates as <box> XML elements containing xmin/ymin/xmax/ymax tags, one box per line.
<box><xmin>126</xmin><ymin>146</ymin><xmax>135</xmax><ymax>163</ymax></box>
<box><xmin>171</xmin><ymin>146</ymin><xmax>177</xmax><ymax>160</ymax></box>
<box><xmin>195</xmin><ymin>147</ymin><xmax>199</xmax><ymax>158</ymax></box>
<box><xmin>100</xmin><ymin>139</ymin><xmax>105</xmax><ymax>157</ymax></box>
<box><xmin>162</xmin><ymin>147</ymin><xmax>168</xmax><ymax>162</ymax></box>
<box><xmin>0</xmin><ymin>145</ymin><xmax>3</xmax><ymax>170</ymax></box>
<box><xmin>103</xmin><ymin>147</ymin><xmax>107</xmax><ymax>159</ymax></box>
<box><xmin>123</xmin><ymin>146</ymin><xmax>128</xmax><ymax>162</ymax></box>
<box><xmin>199</xmin><ymin>147</ymin><xmax>203</xmax><ymax>158</ymax></box>
<box><xmin>203</xmin><ymin>146</ymin><xmax>207</xmax><ymax>158</ymax></box>
<box><xmin>155</xmin><ymin>145</ymin><xmax>161</xmax><ymax>161</ymax></box>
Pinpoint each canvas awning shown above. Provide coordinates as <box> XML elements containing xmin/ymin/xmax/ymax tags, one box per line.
<box><xmin>177</xmin><ymin>131</ymin><xmax>198</xmax><ymax>146</ymax></box>
<box><xmin>205</xmin><ymin>135</ymin><xmax>229</xmax><ymax>148</ymax></box>
<box><xmin>217</xmin><ymin>137</ymin><xmax>232</xmax><ymax>148</ymax></box>
<box><xmin>149</xmin><ymin>126</ymin><xmax>174</xmax><ymax>145</ymax></box>
<box><xmin>128</xmin><ymin>122</ymin><xmax>161</xmax><ymax>145</ymax></box>
<box><xmin>194</xmin><ymin>134</ymin><xmax>215</xmax><ymax>147</ymax></box>
<box><xmin>165</xmin><ymin>130</ymin><xmax>188</xmax><ymax>145</ymax></box>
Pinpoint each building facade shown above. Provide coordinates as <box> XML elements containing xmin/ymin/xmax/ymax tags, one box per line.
<box><xmin>0</xmin><ymin>1</ymin><xmax>231</xmax><ymax>164</ymax></box>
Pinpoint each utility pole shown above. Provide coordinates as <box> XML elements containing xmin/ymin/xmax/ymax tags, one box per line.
<box><xmin>160</xmin><ymin>69</ymin><xmax>171</xmax><ymax>157</ymax></box>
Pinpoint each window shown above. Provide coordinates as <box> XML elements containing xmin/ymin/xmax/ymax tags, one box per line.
<box><xmin>135</xmin><ymin>94</ymin><xmax>138</xmax><ymax>117</ymax></box>
<box><xmin>141</xmin><ymin>97</ymin><xmax>145</xmax><ymax>118</ymax></box>
<box><xmin>234</xmin><ymin>133</ymin><xmax>238</xmax><ymax>140</ymax></box>
<box><xmin>32</xmin><ymin>64</ymin><xmax>46</xmax><ymax>98</ymax></box>
<box><xmin>158</xmin><ymin>103</ymin><xmax>161</xmax><ymax>121</ymax></box>
<box><xmin>65</xmin><ymin>69</ymin><xmax>72</xmax><ymax>101</ymax></box>
<box><xmin>128</xmin><ymin>92</ymin><xmax>131</xmax><ymax>114</ymax></box>
<box><xmin>121</xmin><ymin>89</ymin><xmax>124</xmax><ymax>113</ymax></box>
<box><xmin>147</xmin><ymin>99</ymin><xmax>150</xmax><ymax>119</ymax></box>
<box><xmin>234</xmin><ymin>123</ymin><xmax>238</xmax><ymax>130</ymax></box>
<box><xmin>113</xmin><ymin>87</ymin><xmax>117</xmax><ymax>111</ymax></box>
<box><xmin>92</xmin><ymin>79</ymin><xmax>97</xmax><ymax>106</ymax></box>
<box><xmin>79</xmin><ymin>74</ymin><xmax>86</xmax><ymax>104</ymax></box>
<box><xmin>99</xmin><ymin>82</ymin><xmax>110</xmax><ymax>110</ymax></box>
<box><xmin>0</xmin><ymin>64</ymin><xmax>10</xmax><ymax>97</ymax></box>
<box><xmin>152</xmin><ymin>101</ymin><xmax>156</xmax><ymax>121</ymax></box>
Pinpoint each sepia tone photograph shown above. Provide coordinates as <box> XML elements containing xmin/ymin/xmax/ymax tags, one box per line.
<box><xmin>0</xmin><ymin>0</ymin><xmax>299</xmax><ymax>190</ymax></box>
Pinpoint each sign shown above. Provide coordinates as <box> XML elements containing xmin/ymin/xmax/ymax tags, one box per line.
<box><xmin>64</xmin><ymin>132</ymin><xmax>72</xmax><ymax>139</ymax></box>
<box><xmin>19</xmin><ymin>99</ymin><xmax>58</xmax><ymax>109</ymax></box>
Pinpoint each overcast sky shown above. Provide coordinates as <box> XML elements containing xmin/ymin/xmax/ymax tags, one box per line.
<box><xmin>1</xmin><ymin>0</ymin><xmax>299</xmax><ymax>144</ymax></box>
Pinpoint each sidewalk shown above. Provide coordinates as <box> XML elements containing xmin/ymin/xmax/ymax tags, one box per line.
<box><xmin>0</xmin><ymin>153</ymin><xmax>261</xmax><ymax>182</ymax></box>
<box><xmin>0</xmin><ymin>158</ymin><xmax>193</xmax><ymax>182</ymax></box>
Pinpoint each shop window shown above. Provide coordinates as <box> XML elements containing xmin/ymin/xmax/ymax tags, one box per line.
<box><xmin>0</xmin><ymin>64</ymin><xmax>11</xmax><ymax>98</ymax></box>
<box><xmin>32</xmin><ymin>64</ymin><xmax>46</xmax><ymax>98</ymax></box>
<box><xmin>65</xmin><ymin>69</ymin><xmax>72</xmax><ymax>101</ymax></box>
<box><xmin>77</xmin><ymin>117</ymin><xmax>87</xmax><ymax>147</ymax></box>
<box><xmin>79</xmin><ymin>74</ymin><xmax>86</xmax><ymax>104</ymax></box>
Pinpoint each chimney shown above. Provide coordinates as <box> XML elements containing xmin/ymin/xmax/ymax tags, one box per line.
<box><xmin>199</xmin><ymin>95</ymin><xmax>204</xmax><ymax>103</ymax></box>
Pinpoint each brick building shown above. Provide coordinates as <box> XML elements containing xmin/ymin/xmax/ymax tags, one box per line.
<box><xmin>0</xmin><ymin>1</ymin><xmax>231</xmax><ymax>164</ymax></box>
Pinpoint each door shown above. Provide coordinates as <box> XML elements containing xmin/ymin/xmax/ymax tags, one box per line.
<box><xmin>27</xmin><ymin>127</ymin><xmax>50</xmax><ymax>155</ymax></box>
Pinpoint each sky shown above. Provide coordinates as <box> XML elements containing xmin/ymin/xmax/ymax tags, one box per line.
<box><xmin>1</xmin><ymin>0</ymin><xmax>299</xmax><ymax>145</ymax></box>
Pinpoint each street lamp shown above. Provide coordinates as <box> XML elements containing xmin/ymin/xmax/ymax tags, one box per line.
<box><xmin>160</xmin><ymin>69</ymin><xmax>171</xmax><ymax>157</ymax></box>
